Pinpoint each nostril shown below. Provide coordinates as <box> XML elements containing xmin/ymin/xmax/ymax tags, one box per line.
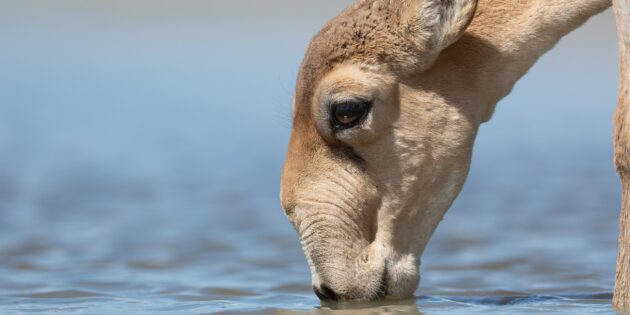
<box><xmin>321</xmin><ymin>285</ymin><xmax>338</xmax><ymax>301</ymax></box>
<box><xmin>313</xmin><ymin>285</ymin><xmax>338</xmax><ymax>301</ymax></box>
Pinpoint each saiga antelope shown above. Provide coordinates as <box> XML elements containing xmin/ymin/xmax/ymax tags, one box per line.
<box><xmin>279</xmin><ymin>0</ymin><xmax>630</xmax><ymax>310</ymax></box>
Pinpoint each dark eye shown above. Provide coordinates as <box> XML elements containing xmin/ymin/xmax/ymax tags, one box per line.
<box><xmin>330</xmin><ymin>100</ymin><xmax>371</xmax><ymax>131</ymax></box>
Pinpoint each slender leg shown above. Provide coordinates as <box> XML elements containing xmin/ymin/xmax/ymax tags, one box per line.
<box><xmin>613</xmin><ymin>151</ymin><xmax>630</xmax><ymax>312</ymax></box>
<box><xmin>614</xmin><ymin>1</ymin><xmax>630</xmax><ymax>310</ymax></box>
<box><xmin>613</xmin><ymin>183</ymin><xmax>630</xmax><ymax>312</ymax></box>
<box><xmin>614</xmin><ymin>171</ymin><xmax>630</xmax><ymax>310</ymax></box>
<box><xmin>614</xmin><ymin>92</ymin><xmax>630</xmax><ymax>310</ymax></box>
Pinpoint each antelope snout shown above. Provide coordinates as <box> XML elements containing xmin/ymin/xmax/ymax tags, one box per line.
<box><xmin>312</xmin><ymin>276</ymin><xmax>386</xmax><ymax>302</ymax></box>
<box><xmin>310</xmin><ymin>251</ymin><xmax>420</xmax><ymax>302</ymax></box>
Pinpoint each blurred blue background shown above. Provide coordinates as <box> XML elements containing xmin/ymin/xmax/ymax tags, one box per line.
<box><xmin>0</xmin><ymin>1</ymin><xmax>621</xmax><ymax>314</ymax></box>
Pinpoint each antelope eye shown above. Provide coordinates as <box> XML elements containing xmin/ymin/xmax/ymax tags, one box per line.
<box><xmin>331</xmin><ymin>100</ymin><xmax>371</xmax><ymax>131</ymax></box>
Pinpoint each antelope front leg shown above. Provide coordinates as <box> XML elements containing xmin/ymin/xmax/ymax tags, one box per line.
<box><xmin>615</xmin><ymin>168</ymin><xmax>630</xmax><ymax>310</ymax></box>
<box><xmin>614</xmin><ymin>0</ymin><xmax>630</xmax><ymax>310</ymax></box>
<box><xmin>614</xmin><ymin>101</ymin><xmax>630</xmax><ymax>308</ymax></box>
<box><xmin>614</xmin><ymin>114</ymin><xmax>630</xmax><ymax>310</ymax></box>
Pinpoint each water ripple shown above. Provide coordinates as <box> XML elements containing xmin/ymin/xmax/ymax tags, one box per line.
<box><xmin>15</xmin><ymin>290</ymin><xmax>104</xmax><ymax>299</ymax></box>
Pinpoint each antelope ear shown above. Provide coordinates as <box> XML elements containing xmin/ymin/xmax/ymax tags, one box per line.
<box><xmin>402</xmin><ymin>0</ymin><xmax>477</xmax><ymax>69</ymax></box>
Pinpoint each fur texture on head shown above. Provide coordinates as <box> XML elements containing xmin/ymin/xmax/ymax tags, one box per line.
<box><xmin>297</xmin><ymin>0</ymin><xmax>477</xmax><ymax>85</ymax></box>
<box><xmin>281</xmin><ymin>0</ymin><xmax>610</xmax><ymax>302</ymax></box>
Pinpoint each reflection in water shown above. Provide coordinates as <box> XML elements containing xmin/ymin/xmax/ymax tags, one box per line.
<box><xmin>312</xmin><ymin>299</ymin><xmax>422</xmax><ymax>315</ymax></box>
<box><xmin>268</xmin><ymin>299</ymin><xmax>423</xmax><ymax>315</ymax></box>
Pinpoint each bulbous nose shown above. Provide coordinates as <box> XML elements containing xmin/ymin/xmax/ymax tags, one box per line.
<box><xmin>313</xmin><ymin>278</ymin><xmax>388</xmax><ymax>302</ymax></box>
<box><xmin>313</xmin><ymin>285</ymin><xmax>338</xmax><ymax>301</ymax></box>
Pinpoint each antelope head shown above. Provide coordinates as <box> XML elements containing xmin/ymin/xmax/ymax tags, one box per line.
<box><xmin>281</xmin><ymin>0</ymin><xmax>481</xmax><ymax>301</ymax></box>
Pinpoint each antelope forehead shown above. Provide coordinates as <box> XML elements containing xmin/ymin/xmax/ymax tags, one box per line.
<box><xmin>315</xmin><ymin>64</ymin><xmax>389</xmax><ymax>102</ymax></box>
<box><xmin>291</xmin><ymin>0</ymin><xmax>412</xmax><ymax>108</ymax></box>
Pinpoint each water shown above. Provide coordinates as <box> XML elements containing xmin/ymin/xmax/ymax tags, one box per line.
<box><xmin>0</xmin><ymin>1</ymin><xmax>622</xmax><ymax>314</ymax></box>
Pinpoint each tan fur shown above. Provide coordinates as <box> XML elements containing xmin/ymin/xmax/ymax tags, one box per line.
<box><xmin>281</xmin><ymin>0</ymin><xmax>614</xmax><ymax>302</ymax></box>
<box><xmin>614</xmin><ymin>0</ymin><xmax>630</xmax><ymax>311</ymax></box>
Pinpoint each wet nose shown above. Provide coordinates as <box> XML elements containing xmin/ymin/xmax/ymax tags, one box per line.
<box><xmin>313</xmin><ymin>285</ymin><xmax>338</xmax><ymax>301</ymax></box>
